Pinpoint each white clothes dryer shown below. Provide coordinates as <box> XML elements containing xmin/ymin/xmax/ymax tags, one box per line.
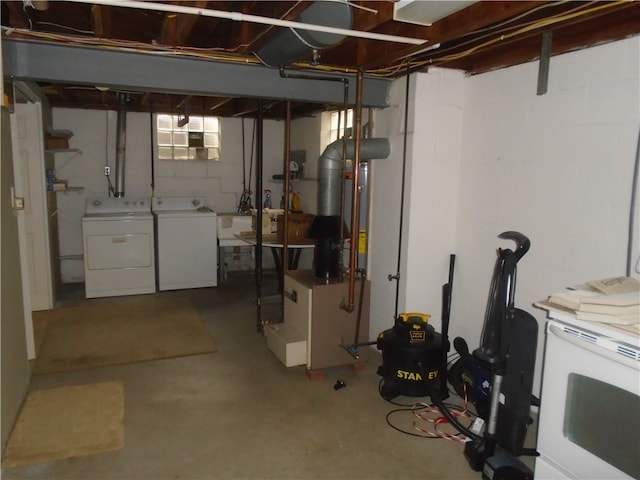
<box><xmin>152</xmin><ymin>196</ymin><xmax>218</xmax><ymax>291</ymax></box>
<box><xmin>82</xmin><ymin>196</ymin><xmax>156</xmax><ymax>298</ymax></box>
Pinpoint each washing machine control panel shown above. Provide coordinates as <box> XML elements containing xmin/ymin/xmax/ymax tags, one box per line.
<box><xmin>152</xmin><ymin>196</ymin><xmax>209</xmax><ymax>212</ymax></box>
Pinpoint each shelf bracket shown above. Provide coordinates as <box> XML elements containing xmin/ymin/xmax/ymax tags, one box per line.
<box><xmin>537</xmin><ymin>30</ymin><xmax>553</xmax><ymax>96</ymax></box>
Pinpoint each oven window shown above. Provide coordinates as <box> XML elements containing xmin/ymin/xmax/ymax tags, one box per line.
<box><xmin>564</xmin><ymin>373</ymin><xmax>640</xmax><ymax>479</ymax></box>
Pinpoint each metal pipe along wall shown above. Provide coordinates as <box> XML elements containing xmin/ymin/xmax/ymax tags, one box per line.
<box><xmin>114</xmin><ymin>92</ymin><xmax>127</xmax><ymax>197</ymax></box>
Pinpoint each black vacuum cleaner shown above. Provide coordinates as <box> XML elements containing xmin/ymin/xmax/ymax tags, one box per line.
<box><xmin>456</xmin><ymin>231</ymin><xmax>538</xmax><ymax>480</ymax></box>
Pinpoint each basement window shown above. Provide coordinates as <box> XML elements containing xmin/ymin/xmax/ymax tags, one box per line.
<box><xmin>330</xmin><ymin>109</ymin><xmax>353</xmax><ymax>141</ymax></box>
<box><xmin>156</xmin><ymin>114</ymin><xmax>220</xmax><ymax>161</ymax></box>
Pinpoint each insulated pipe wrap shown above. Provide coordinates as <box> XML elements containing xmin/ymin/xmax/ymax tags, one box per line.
<box><xmin>317</xmin><ymin>137</ymin><xmax>390</xmax><ymax>216</ymax></box>
<box><xmin>255</xmin><ymin>2</ymin><xmax>353</xmax><ymax>68</ymax></box>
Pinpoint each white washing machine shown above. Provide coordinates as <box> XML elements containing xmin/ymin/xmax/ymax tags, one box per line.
<box><xmin>82</xmin><ymin>196</ymin><xmax>156</xmax><ymax>298</ymax></box>
<box><xmin>152</xmin><ymin>196</ymin><xmax>218</xmax><ymax>291</ymax></box>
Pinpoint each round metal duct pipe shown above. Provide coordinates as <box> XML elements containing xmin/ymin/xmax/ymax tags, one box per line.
<box><xmin>254</xmin><ymin>2</ymin><xmax>353</xmax><ymax>68</ymax></box>
<box><xmin>317</xmin><ymin>137</ymin><xmax>390</xmax><ymax>217</ymax></box>
<box><xmin>309</xmin><ymin>137</ymin><xmax>389</xmax><ymax>279</ymax></box>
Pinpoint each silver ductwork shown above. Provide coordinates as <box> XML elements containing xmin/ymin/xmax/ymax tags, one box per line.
<box><xmin>114</xmin><ymin>92</ymin><xmax>127</xmax><ymax>197</ymax></box>
<box><xmin>317</xmin><ymin>137</ymin><xmax>390</xmax><ymax>216</ymax></box>
<box><xmin>309</xmin><ymin>137</ymin><xmax>389</xmax><ymax>279</ymax></box>
<box><xmin>254</xmin><ymin>2</ymin><xmax>353</xmax><ymax>68</ymax></box>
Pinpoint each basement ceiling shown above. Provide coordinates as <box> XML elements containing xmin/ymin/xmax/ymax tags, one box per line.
<box><xmin>2</xmin><ymin>0</ymin><xmax>639</xmax><ymax>119</ymax></box>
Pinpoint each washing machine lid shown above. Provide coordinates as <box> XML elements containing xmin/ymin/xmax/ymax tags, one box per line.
<box><xmin>152</xmin><ymin>195</ymin><xmax>206</xmax><ymax>210</ymax></box>
<box><xmin>152</xmin><ymin>196</ymin><xmax>215</xmax><ymax>216</ymax></box>
<box><xmin>154</xmin><ymin>210</ymin><xmax>216</xmax><ymax>219</ymax></box>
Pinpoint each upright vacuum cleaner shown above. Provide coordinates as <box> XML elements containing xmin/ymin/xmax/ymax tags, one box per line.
<box><xmin>458</xmin><ymin>231</ymin><xmax>538</xmax><ymax>479</ymax></box>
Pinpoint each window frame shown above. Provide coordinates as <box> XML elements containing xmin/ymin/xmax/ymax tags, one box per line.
<box><xmin>329</xmin><ymin>109</ymin><xmax>354</xmax><ymax>142</ymax></box>
<box><xmin>155</xmin><ymin>113</ymin><xmax>221</xmax><ymax>161</ymax></box>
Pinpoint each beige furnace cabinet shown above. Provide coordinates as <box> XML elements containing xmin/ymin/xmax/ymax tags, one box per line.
<box><xmin>267</xmin><ymin>270</ymin><xmax>370</xmax><ymax>370</ymax></box>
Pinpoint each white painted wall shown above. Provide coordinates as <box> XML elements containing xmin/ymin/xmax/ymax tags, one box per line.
<box><xmin>402</xmin><ymin>70</ymin><xmax>465</xmax><ymax>332</ymax></box>
<box><xmin>368</xmin><ymin>69</ymin><xmax>465</xmax><ymax>336</ymax></box>
<box><xmin>52</xmin><ymin>108</ymin><xmax>288</xmax><ymax>281</ymax></box>
<box><xmin>454</xmin><ymin>38</ymin><xmax>639</xmax><ymax>392</ymax></box>
<box><xmin>368</xmin><ymin>78</ymin><xmax>410</xmax><ymax>331</ymax></box>
<box><xmin>1</xmin><ymin>36</ymin><xmax>32</xmax><ymax>451</ymax></box>
<box><xmin>368</xmin><ymin>37</ymin><xmax>639</xmax><ymax>394</ymax></box>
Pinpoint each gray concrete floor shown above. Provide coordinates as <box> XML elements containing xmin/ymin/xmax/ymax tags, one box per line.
<box><xmin>3</xmin><ymin>271</ymin><xmax>493</xmax><ymax>480</ymax></box>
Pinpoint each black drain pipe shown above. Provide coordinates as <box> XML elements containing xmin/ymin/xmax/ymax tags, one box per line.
<box><xmin>149</xmin><ymin>111</ymin><xmax>155</xmax><ymax>196</ymax></box>
<box><xmin>388</xmin><ymin>65</ymin><xmax>411</xmax><ymax>318</ymax></box>
<box><xmin>627</xmin><ymin>128</ymin><xmax>639</xmax><ymax>276</ymax></box>
<box><xmin>114</xmin><ymin>92</ymin><xmax>128</xmax><ymax>197</ymax></box>
<box><xmin>282</xmin><ymin>101</ymin><xmax>292</xmax><ymax>275</ymax></box>
<box><xmin>255</xmin><ymin>99</ymin><xmax>264</xmax><ymax>333</ymax></box>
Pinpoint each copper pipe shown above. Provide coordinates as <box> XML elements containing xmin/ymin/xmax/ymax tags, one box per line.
<box><xmin>344</xmin><ymin>68</ymin><xmax>364</xmax><ymax>312</ymax></box>
<box><xmin>338</xmin><ymin>83</ymin><xmax>349</xmax><ymax>276</ymax></box>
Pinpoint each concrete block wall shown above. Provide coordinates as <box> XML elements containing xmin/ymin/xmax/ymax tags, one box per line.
<box><xmin>367</xmin><ymin>69</ymin><xmax>465</xmax><ymax>336</ymax></box>
<box><xmin>402</xmin><ymin>69</ymin><xmax>465</xmax><ymax>333</ymax></box>
<box><xmin>453</xmin><ymin>39</ymin><xmax>639</xmax><ymax>391</ymax></box>
<box><xmin>369</xmin><ymin>37</ymin><xmax>639</xmax><ymax>393</ymax></box>
<box><xmin>368</xmin><ymin>75</ymin><xmax>416</xmax><ymax>333</ymax></box>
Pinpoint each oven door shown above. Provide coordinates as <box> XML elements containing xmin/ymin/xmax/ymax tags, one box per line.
<box><xmin>536</xmin><ymin>320</ymin><xmax>640</xmax><ymax>480</ymax></box>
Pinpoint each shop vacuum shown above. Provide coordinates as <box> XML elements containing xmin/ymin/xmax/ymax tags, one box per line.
<box><xmin>376</xmin><ymin>312</ymin><xmax>449</xmax><ymax>401</ymax></box>
<box><xmin>377</xmin><ymin>232</ymin><xmax>538</xmax><ymax>480</ymax></box>
<box><xmin>376</xmin><ymin>254</ymin><xmax>455</xmax><ymax>402</ymax></box>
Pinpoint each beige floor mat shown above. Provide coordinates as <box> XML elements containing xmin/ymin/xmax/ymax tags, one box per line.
<box><xmin>32</xmin><ymin>296</ymin><xmax>217</xmax><ymax>374</ymax></box>
<box><xmin>2</xmin><ymin>381</ymin><xmax>124</xmax><ymax>468</ymax></box>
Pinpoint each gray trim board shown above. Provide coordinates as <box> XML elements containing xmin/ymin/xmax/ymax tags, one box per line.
<box><xmin>2</xmin><ymin>39</ymin><xmax>390</xmax><ymax>109</ymax></box>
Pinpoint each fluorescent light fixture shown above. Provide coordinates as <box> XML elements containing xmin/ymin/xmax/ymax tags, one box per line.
<box><xmin>393</xmin><ymin>1</ymin><xmax>476</xmax><ymax>26</ymax></box>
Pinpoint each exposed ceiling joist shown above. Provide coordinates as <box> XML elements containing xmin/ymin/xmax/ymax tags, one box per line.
<box><xmin>1</xmin><ymin>1</ymin><xmax>637</xmax><ymax>118</ymax></box>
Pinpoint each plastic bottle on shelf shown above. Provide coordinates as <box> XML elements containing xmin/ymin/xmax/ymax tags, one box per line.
<box><xmin>291</xmin><ymin>191</ymin><xmax>301</xmax><ymax>212</ymax></box>
<box><xmin>264</xmin><ymin>189</ymin><xmax>272</xmax><ymax>209</ymax></box>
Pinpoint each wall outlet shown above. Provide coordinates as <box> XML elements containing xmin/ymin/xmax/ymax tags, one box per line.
<box><xmin>104</xmin><ymin>166</ymin><xmax>111</xmax><ymax>176</ymax></box>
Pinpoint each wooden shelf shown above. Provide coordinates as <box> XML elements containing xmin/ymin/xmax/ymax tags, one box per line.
<box><xmin>46</xmin><ymin>148</ymin><xmax>82</xmax><ymax>154</ymax></box>
<box><xmin>55</xmin><ymin>186</ymin><xmax>84</xmax><ymax>194</ymax></box>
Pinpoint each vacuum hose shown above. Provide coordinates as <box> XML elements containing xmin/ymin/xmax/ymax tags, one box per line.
<box><xmin>417</xmin><ymin>361</ymin><xmax>483</xmax><ymax>442</ymax></box>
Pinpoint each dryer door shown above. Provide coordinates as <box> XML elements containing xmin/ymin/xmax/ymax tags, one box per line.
<box><xmin>85</xmin><ymin>233</ymin><xmax>153</xmax><ymax>270</ymax></box>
